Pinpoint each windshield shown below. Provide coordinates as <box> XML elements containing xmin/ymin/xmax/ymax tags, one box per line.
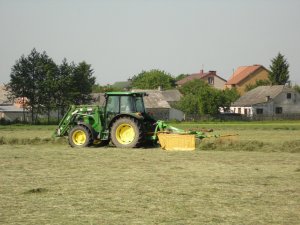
<box><xmin>135</xmin><ymin>96</ymin><xmax>145</xmax><ymax>113</ymax></box>
<box><xmin>120</xmin><ymin>96</ymin><xmax>134</xmax><ymax>113</ymax></box>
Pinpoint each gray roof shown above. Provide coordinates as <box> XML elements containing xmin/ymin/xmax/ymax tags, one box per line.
<box><xmin>131</xmin><ymin>89</ymin><xmax>171</xmax><ymax>108</ymax></box>
<box><xmin>160</xmin><ymin>89</ymin><xmax>182</xmax><ymax>102</ymax></box>
<box><xmin>232</xmin><ymin>85</ymin><xmax>289</xmax><ymax>107</ymax></box>
<box><xmin>143</xmin><ymin>91</ymin><xmax>170</xmax><ymax>109</ymax></box>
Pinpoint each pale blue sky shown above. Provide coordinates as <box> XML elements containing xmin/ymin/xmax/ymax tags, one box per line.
<box><xmin>0</xmin><ymin>0</ymin><xmax>299</xmax><ymax>85</ymax></box>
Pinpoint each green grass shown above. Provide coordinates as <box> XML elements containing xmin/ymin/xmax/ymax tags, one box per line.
<box><xmin>0</xmin><ymin>122</ymin><xmax>300</xmax><ymax>224</ymax></box>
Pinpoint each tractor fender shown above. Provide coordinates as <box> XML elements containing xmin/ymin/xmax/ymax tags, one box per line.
<box><xmin>108</xmin><ymin>113</ymin><xmax>143</xmax><ymax>130</ymax></box>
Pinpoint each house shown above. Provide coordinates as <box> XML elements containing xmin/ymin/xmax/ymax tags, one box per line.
<box><xmin>225</xmin><ymin>65</ymin><xmax>270</xmax><ymax>95</ymax></box>
<box><xmin>176</xmin><ymin>70</ymin><xmax>227</xmax><ymax>89</ymax></box>
<box><xmin>230</xmin><ymin>85</ymin><xmax>300</xmax><ymax>118</ymax></box>
<box><xmin>0</xmin><ymin>85</ymin><xmax>30</xmax><ymax>122</ymax></box>
<box><xmin>142</xmin><ymin>89</ymin><xmax>184</xmax><ymax>121</ymax></box>
<box><xmin>0</xmin><ymin>105</ymin><xmax>30</xmax><ymax>122</ymax></box>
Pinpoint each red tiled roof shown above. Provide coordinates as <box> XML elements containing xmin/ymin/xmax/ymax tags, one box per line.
<box><xmin>225</xmin><ymin>65</ymin><xmax>266</xmax><ymax>85</ymax></box>
<box><xmin>176</xmin><ymin>70</ymin><xmax>226</xmax><ymax>85</ymax></box>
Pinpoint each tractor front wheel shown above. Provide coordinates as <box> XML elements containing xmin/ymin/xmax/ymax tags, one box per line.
<box><xmin>111</xmin><ymin>117</ymin><xmax>142</xmax><ymax>148</ymax></box>
<box><xmin>69</xmin><ymin>125</ymin><xmax>92</xmax><ymax>148</ymax></box>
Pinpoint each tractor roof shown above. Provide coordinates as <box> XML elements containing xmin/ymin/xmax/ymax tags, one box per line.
<box><xmin>105</xmin><ymin>92</ymin><xmax>147</xmax><ymax>96</ymax></box>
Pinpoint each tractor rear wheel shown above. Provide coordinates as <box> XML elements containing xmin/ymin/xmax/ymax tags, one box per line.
<box><xmin>111</xmin><ymin>117</ymin><xmax>142</xmax><ymax>148</ymax></box>
<box><xmin>69</xmin><ymin>125</ymin><xmax>92</xmax><ymax>148</ymax></box>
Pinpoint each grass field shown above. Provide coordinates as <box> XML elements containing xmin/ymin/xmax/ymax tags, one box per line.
<box><xmin>0</xmin><ymin>122</ymin><xmax>300</xmax><ymax>224</ymax></box>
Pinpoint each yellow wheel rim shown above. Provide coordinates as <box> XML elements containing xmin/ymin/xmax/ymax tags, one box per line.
<box><xmin>72</xmin><ymin>130</ymin><xmax>87</xmax><ymax>145</ymax></box>
<box><xmin>116</xmin><ymin>123</ymin><xmax>135</xmax><ymax>145</ymax></box>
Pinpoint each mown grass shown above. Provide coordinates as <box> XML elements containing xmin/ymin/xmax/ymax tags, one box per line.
<box><xmin>0</xmin><ymin>145</ymin><xmax>299</xmax><ymax>225</ymax></box>
<box><xmin>0</xmin><ymin>121</ymin><xmax>300</xmax><ymax>224</ymax></box>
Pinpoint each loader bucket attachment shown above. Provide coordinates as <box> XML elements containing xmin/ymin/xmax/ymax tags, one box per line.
<box><xmin>157</xmin><ymin>133</ymin><xmax>196</xmax><ymax>151</ymax></box>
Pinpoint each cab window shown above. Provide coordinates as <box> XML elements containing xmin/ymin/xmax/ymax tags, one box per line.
<box><xmin>135</xmin><ymin>96</ymin><xmax>145</xmax><ymax>113</ymax></box>
<box><xmin>106</xmin><ymin>96</ymin><xmax>119</xmax><ymax>113</ymax></box>
<box><xmin>120</xmin><ymin>96</ymin><xmax>134</xmax><ymax>113</ymax></box>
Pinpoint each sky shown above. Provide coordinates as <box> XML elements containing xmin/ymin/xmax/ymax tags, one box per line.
<box><xmin>0</xmin><ymin>0</ymin><xmax>299</xmax><ymax>85</ymax></box>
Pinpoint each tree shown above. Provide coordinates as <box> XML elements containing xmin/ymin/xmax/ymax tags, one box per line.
<box><xmin>245</xmin><ymin>79</ymin><xmax>271</xmax><ymax>92</ymax></box>
<box><xmin>218</xmin><ymin>88</ymin><xmax>240</xmax><ymax>112</ymax></box>
<box><xmin>269</xmin><ymin>52</ymin><xmax>290</xmax><ymax>85</ymax></box>
<box><xmin>38</xmin><ymin>52</ymin><xmax>59</xmax><ymax>124</ymax></box>
<box><xmin>70</xmin><ymin>61</ymin><xmax>96</xmax><ymax>104</ymax></box>
<box><xmin>92</xmin><ymin>84</ymin><xmax>122</xmax><ymax>93</ymax></box>
<box><xmin>176</xmin><ymin>80</ymin><xmax>239</xmax><ymax>117</ymax></box>
<box><xmin>8</xmin><ymin>48</ymin><xmax>57</xmax><ymax>123</ymax></box>
<box><xmin>55</xmin><ymin>58</ymin><xmax>74</xmax><ymax>118</ymax></box>
<box><xmin>294</xmin><ymin>85</ymin><xmax>300</xmax><ymax>93</ymax></box>
<box><xmin>175</xmin><ymin>74</ymin><xmax>189</xmax><ymax>82</ymax></box>
<box><xmin>131</xmin><ymin>69</ymin><xmax>175</xmax><ymax>89</ymax></box>
<box><xmin>8</xmin><ymin>49</ymin><xmax>96</xmax><ymax>124</ymax></box>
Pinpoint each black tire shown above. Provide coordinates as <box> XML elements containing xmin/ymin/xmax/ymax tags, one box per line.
<box><xmin>68</xmin><ymin>125</ymin><xmax>92</xmax><ymax>148</ymax></box>
<box><xmin>110</xmin><ymin>117</ymin><xmax>142</xmax><ymax>148</ymax></box>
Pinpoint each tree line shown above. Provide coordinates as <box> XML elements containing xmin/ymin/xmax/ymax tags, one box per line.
<box><xmin>6</xmin><ymin>49</ymin><xmax>293</xmax><ymax>123</ymax></box>
<box><xmin>6</xmin><ymin>48</ymin><xmax>95</xmax><ymax>124</ymax></box>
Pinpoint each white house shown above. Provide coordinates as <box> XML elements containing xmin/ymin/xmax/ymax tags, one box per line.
<box><xmin>230</xmin><ymin>85</ymin><xmax>300</xmax><ymax>117</ymax></box>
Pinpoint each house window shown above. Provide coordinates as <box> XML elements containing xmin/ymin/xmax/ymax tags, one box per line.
<box><xmin>287</xmin><ymin>93</ymin><xmax>292</xmax><ymax>99</ymax></box>
<box><xmin>238</xmin><ymin>108</ymin><xmax>241</xmax><ymax>114</ymax></box>
<box><xmin>208</xmin><ymin>77</ymin><xmax>214</xmax><ymax>85</ymax></box>
<box><xmin>244</xmin><ymin>108</ymin><xmax>247</xmax><ymax>115</ymax></box>
<box><xmin>256</xmin><ymin>108</ymin><xmax>263</xmax><ymax>114</ymax></box>
<box><xmin>275</xmin><ymin>107</ymin><xmax>282</xmax><ymax>114</ymax></box>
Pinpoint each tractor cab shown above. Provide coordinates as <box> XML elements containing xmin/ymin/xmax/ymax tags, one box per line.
<box><xmin>105</xmin><ymin>92</ymin><xmax>146</xmax><ymax>114</ymax></box>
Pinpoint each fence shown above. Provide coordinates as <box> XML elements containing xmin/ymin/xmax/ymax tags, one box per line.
<box><xmin>184</xmin><ymin>113</ymin><xmax>300</xmax><ymax>122</ymax></box>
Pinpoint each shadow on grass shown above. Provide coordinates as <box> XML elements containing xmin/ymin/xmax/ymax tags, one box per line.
<box><xmin>24</xmin><ymin>188</ymin><xmax>49</xmax><ymax>194</ymax></box>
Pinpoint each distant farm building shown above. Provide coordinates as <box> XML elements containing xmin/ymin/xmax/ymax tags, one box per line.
<box><xmin>231</xmin><ymin>85</ymin><xmax>300</xmax><ymax>119</ymax></box>
<box><xmin>225</xmin><ymin>65</ymin><xmax>270</xmax><ymax>95</ymax></box>
<box><xmin>176</xmin><ymin>70</ymin><xmax>227</xmax><ymax>89</ymax></box>
<box><xmin>0</xmin><ymin>85</ymin><xmax>30</xmax><ymax>122</ymax></box>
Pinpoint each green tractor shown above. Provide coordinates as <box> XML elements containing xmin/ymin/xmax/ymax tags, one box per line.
<box><xmin>54</xmin><ymin>91</ymin><xmax>212</xmax><ymax>150</ymax></box>
<box><xmin>54</xmin><ymin>92</ymin><xmax>156</xmax><ymax>148</ymax></box>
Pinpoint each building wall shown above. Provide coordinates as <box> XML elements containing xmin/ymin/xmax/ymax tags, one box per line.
<box><xmin>169</xmin><ymin>108</ymin><xmax>184</xmax><ymax>121</ymax></box>
<box><xmin>272</xmin><ymin>90</ymin><xmax>300</xmax><ymax>114</ymax></box>
<box><xmin>146</xmin><ymin>108</ymin><xmax>170</xmax><ymax>120</ymax></box>
<box><xmin>244</xmin><ymin>91</ymin><xmax>300</xmax><ymax>116</ymax></box>
<box><xmin>230</xmin><ymin>106</ymin><xmax>253</xmax><ymax>116</ymax></box>
<box><xmin>203</xmin><ymin>75</ymin><xmax>226</xmax><ymax>90</ymax></box>
<box><xmin>1</xmin><ymin>112</ymin><xmax>31</xmax><ymax>122</ymax></box>
<box><xmin>146</xmin><ymin>107</ymin><xmax>184</xmax><ymax>121</ymax></box>
<box><xmin>236</xmin><ymin>68</ymin><xmax>269</xmax><ymax>95</ymax></box>
<box><xmin>252</xmin><ymin>102</ymin><xmax>274</xmax><ymax>115</ymax></box>
<box><xmin>213</xmin><ymin>76</ymin><xmax>226</xmax><ymax>89</ymax></box>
